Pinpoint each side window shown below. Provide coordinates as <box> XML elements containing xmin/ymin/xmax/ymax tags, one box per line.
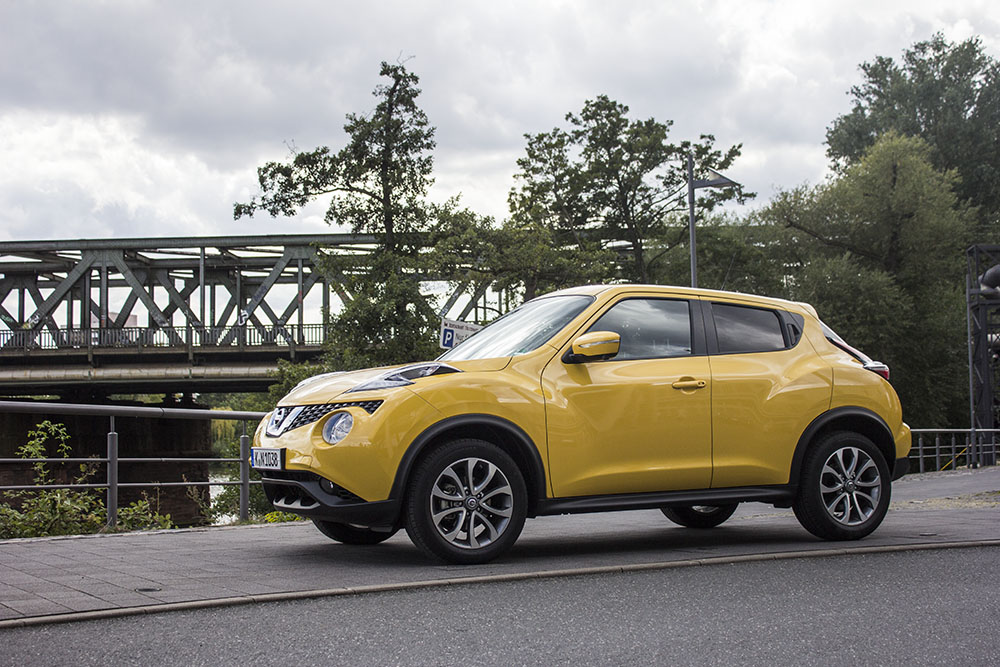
<box><xmin>587</xmin><ymin>298</ymin><xmax>692</xmax><ymax>360</ymax></box>
<box><xmin>712</xmin><ymin>303</ymin><xmax>786</xmax><ymax>354</ymax></box>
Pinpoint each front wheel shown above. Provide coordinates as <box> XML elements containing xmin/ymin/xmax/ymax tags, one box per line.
<box><xmin>661</xmin><ymin>504</ymin><xmax>738</xmax><ymax>528</ymax></box>
<box><xmin>793</xmin><ymin>431</ymin><xmax>890</xmax><ymax>540</ymax></box>
<box><xmin>404</xmin><ymin>439</ymin><xmax>527</xmax><ymax>564</ymax></box>
<box><xmin>312</xmin><ymin>520</ymin><xmax>398</xmax><ymax>545</ymax></box>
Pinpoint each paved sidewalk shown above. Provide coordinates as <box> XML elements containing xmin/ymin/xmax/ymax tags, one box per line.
<box><xmin>1</xmin><ymin>466</ymin><xmax>997</xmax><ymax>626</ymax></box>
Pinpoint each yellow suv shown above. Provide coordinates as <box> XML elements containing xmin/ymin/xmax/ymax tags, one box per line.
<box><xmin>252</xmin><ymin>285</ymin><xmax>911</xmax><ymax>563</ymax></box>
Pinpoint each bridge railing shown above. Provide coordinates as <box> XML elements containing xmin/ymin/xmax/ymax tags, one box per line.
<box><xmin>909</xmin><ymin>429</ymin><xmax>999</xmax><ymax>472</ymax></box>
<box><xmin>0</xmin><ymin>323</ymin><xmax>328</xmax><ymax>352</ymax></box>
<box><xmin>0</xmin><ymin>400</ymin><xmax>267</xmax><ymax>528</ymax></box>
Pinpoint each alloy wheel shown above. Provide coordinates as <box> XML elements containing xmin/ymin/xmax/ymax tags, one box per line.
<box><xmin>819</xmin><ymin>446</ymin><xmax>882</xmax><ymax>526</ymax></box>
<box><xmin>429</xmin><ymin>457</ymin><xmax>514</xmax><ymax>550</ymax></box>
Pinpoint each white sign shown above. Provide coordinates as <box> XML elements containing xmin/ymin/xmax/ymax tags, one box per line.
<box><xmin>439</xmin><ymin>317</ymin><xmax>483</xmax><ymax>349</ymax></box>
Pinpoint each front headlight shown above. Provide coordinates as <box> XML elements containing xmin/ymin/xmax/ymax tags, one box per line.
<box><xmin>346</xmin><ymin>362</ymin><xmax>461</xmax><ymax>393</ymax></box>
<box><xmin>322</xmin><ymin>411</ymin><xmax>354</xmax><ymax>444</ymax></box>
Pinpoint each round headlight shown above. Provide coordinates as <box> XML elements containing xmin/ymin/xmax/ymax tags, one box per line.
<box><xmin>322</xmin><ymin>411</ymin><xmax>353</xmax><ymax>444</ymax></box>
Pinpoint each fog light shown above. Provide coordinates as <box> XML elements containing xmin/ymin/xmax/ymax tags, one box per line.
<box><xmin>322</xmin><ymin>411</ymin><xmax>353</xmax><ymax>444</ymax></box>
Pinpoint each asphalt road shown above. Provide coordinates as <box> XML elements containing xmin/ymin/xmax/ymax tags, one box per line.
<box><xmin>3</xmin><ymin>545</ymin><xmax>997</xmax><ymax>666</ymax></box>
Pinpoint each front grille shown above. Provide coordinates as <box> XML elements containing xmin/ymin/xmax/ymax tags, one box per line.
<box><xmin>287</xmin><ymin>400</ymin><xmax>383</xmax><ymax>431</ymax></box>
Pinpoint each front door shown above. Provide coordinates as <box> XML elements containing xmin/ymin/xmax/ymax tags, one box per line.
<box><xmin>542</xmin><ymin>296</ymin><xmax>713</xmax><ymax>498</ymax></box>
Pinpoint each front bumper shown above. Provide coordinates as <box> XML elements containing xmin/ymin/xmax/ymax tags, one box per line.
<box><xmin>892</xmin><ymin>457</ymin><xmax>910</xmax><ymax>481</ymax></box>
<box><xmin>261</xmin><ymin>470</ymin><xmax>401</xmax><ymax>528</ymax></box>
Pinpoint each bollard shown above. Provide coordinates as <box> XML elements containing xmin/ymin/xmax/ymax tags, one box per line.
<box><xmin>239</xmin><ymin>423</ymin><xmax>250</xmax><ymax>522</ymax></box>
<box><xmin>107</xmin><ymin>416</ymin><xmax>118</xmax><ymax>529</ymax></box>
<box><xmin>971</xmin><ymin>429</ymin><xmax>980</xmax><ymax>469</ymax></box>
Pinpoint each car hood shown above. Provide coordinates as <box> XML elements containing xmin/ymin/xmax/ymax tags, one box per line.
<box><xmin>278</xmin><ymin>357</ymin><xmax>511</xmax><ymax>405</ymax></box>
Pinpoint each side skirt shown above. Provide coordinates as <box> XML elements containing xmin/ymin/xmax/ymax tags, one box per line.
<box><xmin>535</xmin><ymin>486</ymin><xmax>795</xmax><ymax>517</ymax></box>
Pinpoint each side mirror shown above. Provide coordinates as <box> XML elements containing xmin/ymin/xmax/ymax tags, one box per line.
<box><xmin>563</xmin><ymin>330</ymin><xmax>621</xmax><ymax>364</ymax></box>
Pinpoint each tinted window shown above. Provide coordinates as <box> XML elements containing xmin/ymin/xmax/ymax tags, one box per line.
<box><xmin>713</xmin><ymin>303</ymin><xmax>786</xmax><ymax>354</ymax></box>
<box><xmin>588</xmin><ymin>298</ymin><xmax>692</xmax><ymax>360</ymax></box>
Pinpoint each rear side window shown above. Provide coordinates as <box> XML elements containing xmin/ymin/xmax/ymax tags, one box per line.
<box><xmin>588</xmin><ymin>298</ymin><xmax>692</xmax><ymax>360</ymax></box>
<box><xmin>712</xmin><ymin>303</ymin><xmax>786</xmax><ymax>354</ymax></box>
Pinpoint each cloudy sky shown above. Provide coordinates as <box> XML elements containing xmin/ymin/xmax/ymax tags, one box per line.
<box><xmin>1</xmin><ymin>0</ymin><xmax>998</xmax><ymax>242</ymax></box>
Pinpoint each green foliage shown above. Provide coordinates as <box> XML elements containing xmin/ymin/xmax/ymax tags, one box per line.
<box><xmin>321</xmin><ymin>251</ymin><xmax>439</xmax><ymax>370</ymax></box>
<box><xmin>237</xmin><ymin>60</ymin><xmax>441</xmax><ymax>371</ymax></box>
<box><xmin>114</xmin><ymin>494</ymin><xmax>174</xmax><ymax>532</ymax></box>
<box><xmin>0</xmin><ymin>421</ymin><xmax>172</xmax><ymax>538</ymax></box>
<box><xmin>826</xmin><ymin>33</ymin><xmax>1000</xmax><ymax>227</ymax></box>
<box><xmin>236</xmin><ymin>61</ymin><xmax>435</xmax><ymax>253</ymax></box>
<box><xmin>428</xmin><ymin>201</ymin><xmax>614</xmax><ymax>303</ymax></box>
<box><xmin>510</xmin><ymin>95</ymin><xmax>751</xmax><ymax>283</ymax></box>
<box><xmin>758</xmin><ymin>133</ymin><xmax>974</xmax><ymax>425</ymax></box>
<box><xmin>650</xmin><ymin>217</ymin><xmax>789</xmax><ymax>296</ymax></box>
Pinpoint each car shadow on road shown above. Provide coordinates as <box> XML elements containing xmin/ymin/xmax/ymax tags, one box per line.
<box><xmin>275</xmin><ymin>520</ymin><xmax>821</xmax><ymax>573</ymax></box>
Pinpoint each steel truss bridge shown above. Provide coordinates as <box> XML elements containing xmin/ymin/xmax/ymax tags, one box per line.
<box><xmin>0</xmin><ymin>234</ymin><xmax>496</xmax><ymax>396</ymax></box>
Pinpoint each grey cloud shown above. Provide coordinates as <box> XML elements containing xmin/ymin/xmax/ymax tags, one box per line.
<box><xmin>1</xmin><ymin>0</ymin><xmax>997</xmax><ymax>239</ymax></box>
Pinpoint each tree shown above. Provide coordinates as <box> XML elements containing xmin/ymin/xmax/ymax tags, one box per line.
<box><xmin>760</xmin><ymin>133</ymin><xmax>975</xmax><ymax>425</ymax></box>
<box><xmin>429</xmin><ymin>202</ymin><xmax>615</xmax><ymax>303</ymax></box>
<box><xmin>649</xmin><ymin>217</ymin><xmax>789</xmax><ymax>296</ymax></box>
<box><xmin>236</xmin><ymin>61</ymin><xmax>439</xmax><ymax>368</ymax></box>
<box><xmin>510</xmin><ymin>95</ymin><xmax>750</xmax><ymax>283</ymax></box>
<box><xmin>826</xmin><ymin>34</ymin><xmax>1000</xmax><ymax>227</ymax></box>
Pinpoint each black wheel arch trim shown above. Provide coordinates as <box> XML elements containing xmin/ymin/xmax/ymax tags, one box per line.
<box><xmin>388</xmin><ymin>413</ymin><xmax>548</xmax><ymax>513</ymax></box>
<box><xmin>790</xmin><ymin>406</ymin><xmax>897</xmax><ymax>487</ymax></box>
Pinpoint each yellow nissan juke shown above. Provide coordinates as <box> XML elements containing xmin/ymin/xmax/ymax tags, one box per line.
<box><xmin>251</xmin><ymin>285</ymin><xmax>911</xmax><ymax>564</ymax></box>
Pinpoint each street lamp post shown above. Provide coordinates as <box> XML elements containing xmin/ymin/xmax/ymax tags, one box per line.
<box><xmin>686</xmin><ymin>152</ymin><xmax>740</xmax><ymax>288</ymax></box>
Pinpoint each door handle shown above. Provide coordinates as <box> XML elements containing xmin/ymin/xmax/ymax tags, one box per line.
<box><xmin>671</xmin><ymin>378</ymin><xmax>707</xmax><ymax>390</ymax></box>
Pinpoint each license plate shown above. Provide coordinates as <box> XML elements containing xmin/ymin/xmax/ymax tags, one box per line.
<box><xmin>251</xmin><ymin>447</ymin><xmax>284</xmax><ymax>470</ymax></box>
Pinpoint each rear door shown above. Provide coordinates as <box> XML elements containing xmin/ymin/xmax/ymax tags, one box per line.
<box><xmin>705</xmin><ymin>300</ymin><xmax>832</xmax><ymax>487</ymax></box>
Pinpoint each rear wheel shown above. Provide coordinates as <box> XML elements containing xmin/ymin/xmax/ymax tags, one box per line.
<box><xmin>312</xmin><ymin>520</ymin><xmax>398</xmax><ymax>545</ymax></box>
<box><xmin>660</xmin><ymin>504</ymin><xmax>738</xmax><ymax>528</ymax></box>
<box><xmin>404</xmin><ymin>439</ymin><xmax>527</xmax><ymax>564</ymax></box>
<box><xmin>793</xmin><ymin>431</ymin><xmax>890</xmax><ymax>540</ymax></box>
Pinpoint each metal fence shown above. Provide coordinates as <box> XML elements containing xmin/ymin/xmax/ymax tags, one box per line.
<box><xmin>0</xmin><ymin>323</ymin><xmax>327</xmax><ymax>352</ymax></box>
<box><xmin>909</xmin><ymin>428</ymin><xmax>999</xmax><ymax>472</ymax></box>
<box><xmin>0</xmin><ymin>400</ymin><xmax>266</xmax><ymax>527</ymax></box>
<box><xmin>2</xmin><ymin>400</ymin><xmax>996</xmax><ymax>531</ymax></box>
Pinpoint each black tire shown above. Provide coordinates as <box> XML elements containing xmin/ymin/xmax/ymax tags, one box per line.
<box><xmin>660</xmin><ymin>503</ymin><xmax>738</xmax><ymax>528</ymax></box>
<box><xmin>312</xmin><ymin>519</ymin><xmax>398</xmax><ymax>545</ymax></box>
<box><xmin>792</xmin><ymin>431</ymin><xmax>891</xmax><ymax>540</ymax></box>
<box><xmin>404</xmin><ymin>439</ymin><xmax>527</xmax><ymax>564</ymax></box>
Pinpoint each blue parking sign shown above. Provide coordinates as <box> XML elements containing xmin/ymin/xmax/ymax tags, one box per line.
<box><xmin>439</xmin><ymin>317</ymin><xmax>483</xmax><ymax>350</ymax></box>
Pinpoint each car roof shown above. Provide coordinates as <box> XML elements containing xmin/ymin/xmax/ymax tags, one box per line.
<box><xmin>543</xmin><ymin>284</ymin><xmax>815</xmax><ymax>316</ymax></box>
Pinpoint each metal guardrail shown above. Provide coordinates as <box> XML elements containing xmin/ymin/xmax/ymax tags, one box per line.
<box><xmin>1</xmin><ymin>323</ymin><xmax>328</xmax><ymax>350</ymax></box>
<box><xmin>0</xmin><ymin>400</ymin><xmax>267</xmax><ymax>527</ymax></box>
<box><xmin>0</xmin><ymin>323</ymin><xmax>327</xmax><ymax>352</ymax></box>
<box><xmin>909</xmin><ymin>429</ymin><xmax>999</xmax><ymax>472</ymax></box>
<box><xmin>2</xmin><ymin>399</ymin><xmax>996</xmax><ymax>530</ymax></box>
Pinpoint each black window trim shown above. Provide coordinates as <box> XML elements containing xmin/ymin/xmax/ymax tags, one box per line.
<box><xmin>575</xmin><ymin>295</ymin><xmax>706</xmax><ymax>363</ymax></box>
<box><xmin>704</xmin><ymin>301</ymin><xmax>800</xmax><ymax>356</ymax></box>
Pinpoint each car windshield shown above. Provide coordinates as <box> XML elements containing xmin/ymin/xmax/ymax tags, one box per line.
<box><xmin>440</xmin><ymin>295</ymin><xmax>594</xmax><ymax>361</ymax></box>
